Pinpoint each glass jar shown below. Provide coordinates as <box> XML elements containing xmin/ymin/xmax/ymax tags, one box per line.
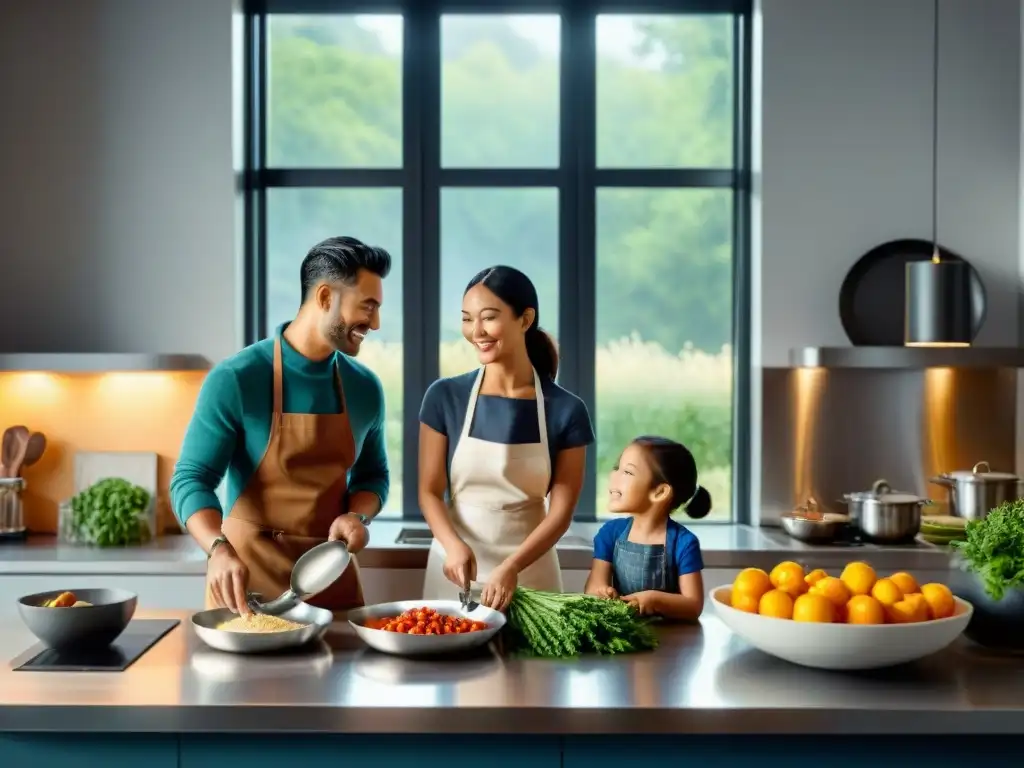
<box><xmin>0</xmin><ymin>477</ymin><xmax>26</xmax><ymax>537</ymax></box>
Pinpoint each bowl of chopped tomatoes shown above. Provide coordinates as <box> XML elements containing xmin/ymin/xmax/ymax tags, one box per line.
<box><xmin>346</xmin><ymin>600</ymin><xmax>506</xmax><ymax>657</ymax></box>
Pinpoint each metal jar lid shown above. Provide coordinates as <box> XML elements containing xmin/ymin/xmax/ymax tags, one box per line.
<box><xmin>945</xmin><ymin>461</ymin><xmax>1019</xmax><ymax>483</ymax></box>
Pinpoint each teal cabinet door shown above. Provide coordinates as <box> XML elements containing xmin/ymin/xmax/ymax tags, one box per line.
<box><xmin>0</xmin><ymin>735</ymin><xmax>178</xmax><ymax>768</ymax></box>
<box><xmin>181</xmin><ymin>735</ymin><xmax>561</xmax><ymax>768</ymax></box>
<box><xmin>563</xmin><ymin>735</ymin><xmax>1021</xmax><ymax>767</ymax></box>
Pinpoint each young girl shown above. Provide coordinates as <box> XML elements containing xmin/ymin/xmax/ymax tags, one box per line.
<box><xmin>584</xmin><ymin>436</ymin><xmax>711</xmax><ymax>620</ymax></box>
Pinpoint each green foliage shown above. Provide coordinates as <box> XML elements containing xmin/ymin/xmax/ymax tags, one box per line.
<box><xmin>506</xmin><ymin>586</ymin><xmax>659</xmax><ymax>657</ymax></box>
<box><xmin>952</xmin><ymin>500</ymin><xmax>1024</xmax><ymax>601</ymax></box>
<box><xmin>69</xmin><ymin>478</ymin><xmax>152</xmax><ymax>548</ymax></box>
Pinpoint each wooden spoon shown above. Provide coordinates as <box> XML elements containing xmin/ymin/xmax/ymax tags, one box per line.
<box><xmin>17</xmin><ymin>432</ymin><xmax>46</xmax><ymax>476</ymax></box>
<box><xmin>1</xmin><ymin>426</ymin><xmax>29</xmax><ymax>479</ymax></box>
<box><xmin>4</xmin><ymin>428</ymin><xmax>31</xmax><ymax>480</ymax></box>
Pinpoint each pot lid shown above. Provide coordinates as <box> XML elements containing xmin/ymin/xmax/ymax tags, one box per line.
<box><xmin>945</xmin><ymin>461</ymin><xmax>1019</xmax><ymax>483</ymax></box>
<box><xmin>846</xmin><ymin>479</ymin><xmax>925</xmax><ymax>504</ymax></box>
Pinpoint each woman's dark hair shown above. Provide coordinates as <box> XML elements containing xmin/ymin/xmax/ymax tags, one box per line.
<box><xmin>464</xmin><ymin>265</ymin><xmax>558</xmax><ymax>381</ymax></box>
<box><xmin>632</xmin><ymin>436</ymin><xmax>713</xmax><ymax>520</ymax></box>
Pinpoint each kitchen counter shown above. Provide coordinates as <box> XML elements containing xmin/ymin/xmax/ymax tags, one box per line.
<box><xmin>2</xmin><ymin>609</ymin><xmax>1022</xmax><ymax>736</ymax></box>
<box><xmin>0</xmin><ymin>523</ymin><xmax>955</xmax><ymax>573</ymax></box>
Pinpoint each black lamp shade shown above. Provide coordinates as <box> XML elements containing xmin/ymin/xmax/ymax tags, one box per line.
<box><xmin>904</xmin><ymin>259</ymin><xmax>972</xmax><ymax>346</ymax></box>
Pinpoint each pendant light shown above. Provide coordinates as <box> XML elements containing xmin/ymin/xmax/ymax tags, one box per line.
<box><xmin>905</xmin><ymin>0</ymin><xmax>972</xmax><ymax>348</ymax></box>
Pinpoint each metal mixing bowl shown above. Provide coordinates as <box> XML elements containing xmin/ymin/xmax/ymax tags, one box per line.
<box><xmin>347</xmin><ymin>599</ymin><xmax>505</xmax><ymax>657</ymax></box>
<box><xmin>780</xmin><ymin>513</ymin><xmax>848</xmax><ymax>543</ymax></box>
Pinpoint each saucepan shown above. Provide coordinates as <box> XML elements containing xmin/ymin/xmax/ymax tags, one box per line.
<box><xmin>929</xmin><ymin>461</ymin><xmax>1022</xmax><ymax>521</ymax></box>
<box><xmin>839</xmin><ymin>479</ymin><xmax>931</xmax><ymax>544</ymax></box>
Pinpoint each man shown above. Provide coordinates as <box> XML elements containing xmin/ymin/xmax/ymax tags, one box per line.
<box><xmin>170</xmin><ymin>236</ymin><xmax>391</xmax><ymax>616</ymax></box>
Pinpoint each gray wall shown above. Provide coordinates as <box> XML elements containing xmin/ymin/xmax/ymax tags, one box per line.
<box><xmin>751</xmin><ymin>0</ymin><xmax>1023</xmax><ymax>514</ymax></box>
<box><xmin>2</xmin><ymin>0</ymin><xmax>1023</xmax><ymax>501</ymax></box>
<box><xmin>0</xmin><ymin>0</ymin><xmax>240</xmax><ymax>362</ymax></box>
<box><xmin>756</xmin><ymin>0</ymin><xmax>1021</xmax><ymax>366</ymax></box>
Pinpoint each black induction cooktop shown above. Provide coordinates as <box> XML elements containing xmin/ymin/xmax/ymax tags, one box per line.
<box><xmin>12</xmin><ymin>618</ymin><xmax>180</xmax><ymax>672</ymax></box>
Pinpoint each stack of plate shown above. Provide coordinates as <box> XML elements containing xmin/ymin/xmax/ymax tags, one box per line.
<box><xmin>920</xmin><ymin>515</ymin><xmax>968</xmax><ymax>546</ymax></box>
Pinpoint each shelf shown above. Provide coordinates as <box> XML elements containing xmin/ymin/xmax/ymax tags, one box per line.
<box><xmin>0</xmin><ymin>354</ymin><xmax>212</xmax><ymax>373</ymax></box>
<box><xmin>790</xmin><ymin>346</ymin><xmax>1024</xmax><ymax>369</ymax></box>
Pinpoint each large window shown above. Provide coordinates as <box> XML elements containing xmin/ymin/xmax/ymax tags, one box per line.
<box><xmin>245</xmin><ymin>0</ymin><xmax>751</xmax><ymax>522</ymax></box>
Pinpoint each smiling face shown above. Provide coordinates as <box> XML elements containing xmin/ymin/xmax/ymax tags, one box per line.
<box><xmin>607</xmin><ymin>442</ymin><xmax>671</xmax><ymax>514</ymax></box>
<box><xmin>318</xmin><ymin>268</ymin><xmax>383</xmax><ymax>356</ymax></box>
<box><xmin>461</xmin><ymin>283</ymin><xmax>534</xmax><ymax>366</ymax></box>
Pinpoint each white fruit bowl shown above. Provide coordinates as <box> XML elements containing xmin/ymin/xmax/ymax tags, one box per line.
<box><xmin>710</xmin><ymin>586</ymin><xmax>973</xmax><ymax>671</ymax></box>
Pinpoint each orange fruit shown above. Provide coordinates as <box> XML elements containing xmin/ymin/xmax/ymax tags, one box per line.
<box><xmin>810</xmin><ymin>577</ymin><xmax>851</xmax><ymax>621</ymax></box>
<box><xmin>792</xmin><ymin>592</ymin><xmax>835</xmax><ymax>623</ymax></box>
<box><xmin>731</xmin><ymin>590</ymin><xmax>760</xmax><ymax>613</ymax></box>
<box><xmin>920</xmin><ymin>583</ymin><xmax>956</xmax><ymax>620</ymax></box>
<box><xmin>733</xmin><ymin>568</ymin><xmax>772</xmax><ymax>600</ymax></box>
<box><xmin>870</xmin><ymin>578</ymin><xmax>904</xmax><ymax>607</ymax></box>
<box><xmin>769</xmin><ymin>561</ymin><xmax>808</xmax><ymax>596</ymax></box>
<box><xmin>840</xmin><ymin>561</ymin><xmax>877</xmax><ymax>596</ymax></box>
<box><xmin>889</xmin><ymin>571</ymin><xmax>919</xmax><ymax>595</ymax></box>
<box><xmin>846</xmin><ymin>594</ymin><xmax>886</xmax><ymax>625</ymax></box>
<box><xmin>887</xmin><ymin>593</ymin><xmax>929</xmax><ymax>624</ymax></box>
<box><xmin>758</xmin><ymin>589</ymin><xmax>795</xmax><ymax>620</ymax></box>
<box><xmin>805</xmin><ymin>568</ymin><xmax>829</xmax><ymax>587</ymax></box>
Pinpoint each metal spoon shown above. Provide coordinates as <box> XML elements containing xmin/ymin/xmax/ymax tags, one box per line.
<box><xmin>246</xmin><ymin>539</ymin><xmax>352</xmax><ymax>615</ymax></box>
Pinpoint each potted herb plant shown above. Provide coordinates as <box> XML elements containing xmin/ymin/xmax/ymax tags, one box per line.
<box><xmin>949</xmin><ymin>499</ymin><xmax>1024</xmax><ymax>650</ymax></box>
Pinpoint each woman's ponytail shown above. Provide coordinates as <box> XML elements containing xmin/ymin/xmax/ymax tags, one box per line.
<box><xmin>525</xmin><ymin>326</ymin><xmax>559</xmax><ymax>381</ymax></box>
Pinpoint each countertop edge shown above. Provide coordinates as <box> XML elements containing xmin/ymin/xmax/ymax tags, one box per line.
<box><xmin>1</xmin><ymin>706</ymin><xmax>1022</xmax><ymax>735</ymax></box>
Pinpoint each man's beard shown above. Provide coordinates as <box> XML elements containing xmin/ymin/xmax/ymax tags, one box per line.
<box><xmin>325</xmin><ymin>319</ymin><xmax>363</xmax><ymax>356</ymax></box>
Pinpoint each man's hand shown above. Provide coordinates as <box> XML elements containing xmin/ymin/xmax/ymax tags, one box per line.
<box><xmin>328</xmin><ymin>513</ymin><xmax>369</xmax><ymax>554</ymax></box>
<box><xmin>207</xmin><ymin>543</ymin><xmax>251</xmax><ymax>615</ymax></box>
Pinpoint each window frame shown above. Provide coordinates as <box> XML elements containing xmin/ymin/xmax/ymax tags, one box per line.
<box><xmin>243</xmin><ymin>0</ymin><xmax>753</xmax><ymax>523</ymax></box>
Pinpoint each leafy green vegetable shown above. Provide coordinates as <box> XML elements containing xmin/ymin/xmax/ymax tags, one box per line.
<box><xmin>69</xmin><ymin>477</ymin><xmax>152</xmax><ymax>547</ymax></box>
<box><xmin>504</xmin><ymin>586</ymin><xmax>659</xmax><ymax>658</ymax></box>
<box><xmin>951</xmin><ymin>499</ymin><xmax>1024</xmax><ymax>601</ymax></box>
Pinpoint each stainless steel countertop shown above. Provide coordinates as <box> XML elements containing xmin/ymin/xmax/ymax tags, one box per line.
<box><xmin>0</xmin><ymin>524</ymin><xmax>954</xmax><ymax>574</ymax></box>
<box><xmin>2</xmin><ymin>609</ymin><xmax>1022</xmax><ymax>734</ymax></box>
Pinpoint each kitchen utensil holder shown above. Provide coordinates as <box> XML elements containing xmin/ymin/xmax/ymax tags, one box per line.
<box><xmin>0</xmin><ymin>477</ymin><xmax>26</xmax><ymax>539</ymax></box>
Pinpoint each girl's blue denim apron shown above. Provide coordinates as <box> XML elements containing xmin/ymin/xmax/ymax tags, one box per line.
<box><xmin>611</xmin><ymin>518</ymin><xmax>680</xmax><ymax>595</ymax></box>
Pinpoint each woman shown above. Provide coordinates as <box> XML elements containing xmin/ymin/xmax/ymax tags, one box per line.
<box><xmin>419</xmin><ymin>266</ymin><xmax>594</xmax><ymax>611</ymax></box>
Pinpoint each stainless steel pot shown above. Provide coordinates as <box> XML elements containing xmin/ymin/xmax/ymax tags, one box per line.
<box><xmin>841</xmin><ymin>479</ymin><xmax>930</xmax><ymax>543</ymax></box>
<box><xmin>929</xmin><ymin>461</ymin><xmax>1022</xmax><ymax>521</ymax></box>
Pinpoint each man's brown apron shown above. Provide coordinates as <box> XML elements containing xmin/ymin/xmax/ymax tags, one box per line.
<box><xmin>205</xmin><ymin>336</ymin><xmax>365</xmax><ymax>615</ymax></box>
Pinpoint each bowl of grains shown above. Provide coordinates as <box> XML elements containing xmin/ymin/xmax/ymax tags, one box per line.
<box><xmin>190</xmin><ymin>601</ymin><xmax>333</xmax><ymax>654</ymax></box>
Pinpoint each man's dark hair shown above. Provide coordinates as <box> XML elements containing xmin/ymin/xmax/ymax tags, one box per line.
<box><xmin>299</xmin><ymin>236</ymin><xmax>392</xmax><ymax>303</ymax></box>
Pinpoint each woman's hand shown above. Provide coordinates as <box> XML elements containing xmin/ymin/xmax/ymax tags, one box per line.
<box><xmin>442</xmin><ymin>538</ymin><xmax>477</xmax><ymax>589</ymax></box>
<box><xmin>480</xmin><ymin>562</ymin><xmax>518</xmax><ymax>612</ymax></box>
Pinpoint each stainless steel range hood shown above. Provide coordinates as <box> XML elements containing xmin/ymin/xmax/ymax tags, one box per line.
<box><xmin>790</xmin><ymin>346</ymin><xmax>1024</xmax><ymax>369</ymax></box>
<box><xmin>0</xmin><ymin>353</ymin><xmax>212</xmax><ymax>373</ymax></box>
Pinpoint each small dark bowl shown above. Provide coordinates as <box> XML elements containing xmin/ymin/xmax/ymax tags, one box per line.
<box><xmin>17</xmin><ymin>588</ymin><xmax>138</xmax><ymax>650</ymax></box>
<box><xmin>949</xmin><ymin>564</ymin><xmax>1024</xmax><ymax>650</ymax></box>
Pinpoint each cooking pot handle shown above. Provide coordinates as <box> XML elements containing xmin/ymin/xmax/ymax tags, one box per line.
<box><xmin>929</xmin><ymin>475</ymin><xmax>953</xmax><ymax>487</ymax></box>
<box><xmin>871</xmin><ymin>479</ymin><xmax>891</xmax><ymax>495</ymax></box>
<box><xmin>972</xmin><ymin>461</ymin><xmax>991</xmax><ymax>474</ymax></box>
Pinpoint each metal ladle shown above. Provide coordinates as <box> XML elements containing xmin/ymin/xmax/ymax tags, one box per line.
<box><xmin>246</xmin><ymin>540</ymin><xmax>352</xmax><ymax>615</ymax></box>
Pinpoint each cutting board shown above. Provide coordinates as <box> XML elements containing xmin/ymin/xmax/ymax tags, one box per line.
<box><xmin>73</xmin><ymin>451</ymin><xmax>159</xmax><ymax>495</ymax></box>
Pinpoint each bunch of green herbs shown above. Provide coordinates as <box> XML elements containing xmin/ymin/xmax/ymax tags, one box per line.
<box><xmin>504</xmin><ymin>586</ymin><xmax>659</xmax><ymax>658</ymax></box>
<box><xmin>69</xmin><ymin>477</ymin><xmax>152</xmax><ymax>547</ymax></box>
<box><xmin>951</xmin><ymin>499</ymin><xmax>1024</xmax><ymax>600</ymax></box>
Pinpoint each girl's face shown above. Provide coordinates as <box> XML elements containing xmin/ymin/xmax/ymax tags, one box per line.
<box><xmin>461</xmin><ymin>284</ymin><xmax>533</xmax><ymax>366</ymax></box>
<box><xmin>607</xmin><ymin>443</ymin><xmax>670</xmax><ymax>514</ymax></box>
